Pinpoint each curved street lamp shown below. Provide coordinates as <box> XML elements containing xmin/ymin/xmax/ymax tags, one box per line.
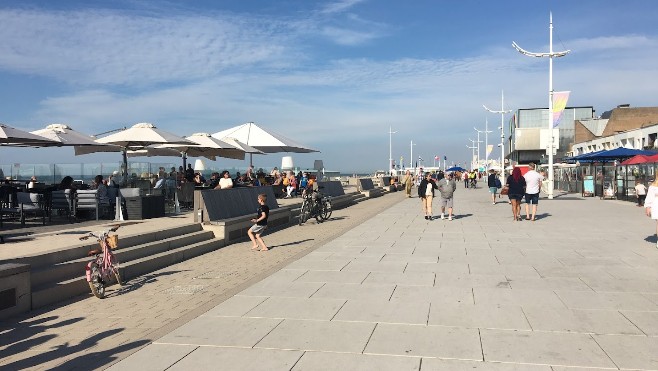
<box><xmin>512</xmin><ymin>12</ymin><xmax>570</xmax><ymax>199</ymax></box>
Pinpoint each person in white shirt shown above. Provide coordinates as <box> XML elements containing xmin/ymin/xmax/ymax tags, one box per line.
<box><xmin>523</xmin><ymin>163</ymin><xmax>543</xmax><ymax>221</ymax></box>
<box><xmin>635</xmin><ymin>180</ymin><xmax>647</xmax><ymax>207</ymax></box>
<box><xmin>644</xmin><ymin>178</ymin><xmax>658</xmax><ymax>247</ymax></box>
<box><xmin>215</xmin><ymin>170</ymin><xmax>233</xmax><ymax>189</ymax></box>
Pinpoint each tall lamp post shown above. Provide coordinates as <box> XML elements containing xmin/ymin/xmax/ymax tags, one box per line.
<box><xmin>467</xmin><ymin>140</ymin><xmax>477</xmax><ymax>170</ymax></box>
<box><xmin>513</xmin><ymin>12</ymin><xmax>570</xmax><ymax>199</ymax></box>
<box><xmin>484</xmin><ymin>90</ymin><xmax>513</xmax><ymax>170</ymax></box>
<box><xmin>388</xmin><ymin>126</ymin><xmax>397</xmax><ymax>175</ymax></box>
<box><xmin>482</xmin><ymin>119</ymin><xmax>492</xmax><ymax>168</ymax></box>
<box><xmin>410</xmin><ymin>140</ymin><xmax>416</xmax><ymax>173</ymax></box>
<box><xmin>473</xmin><ymin>128</ymin><xmax>484</xmax><ymax>170</ymax></box>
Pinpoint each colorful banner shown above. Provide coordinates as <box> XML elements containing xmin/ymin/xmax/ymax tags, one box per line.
<box><xmin>552</xmin><ymin>91</ymin><xmax>570</xmax><ymax>128</ymax></box>
<box><xmin>485</xmin><ymin>144</ymin><xmax>494</xmax><ymax>160</ymax></box>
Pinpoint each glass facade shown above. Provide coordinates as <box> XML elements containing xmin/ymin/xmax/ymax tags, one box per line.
<box><xmin>512</xmin><ymin>106</ymin><xmax>594</xmax><ymax>162</ymax></box>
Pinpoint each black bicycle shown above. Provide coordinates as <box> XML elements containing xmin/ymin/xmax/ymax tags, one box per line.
<box><xmin>298</xmin><ymin>190</ymin><xmax>332</xmax><ymax>225</ymax></box>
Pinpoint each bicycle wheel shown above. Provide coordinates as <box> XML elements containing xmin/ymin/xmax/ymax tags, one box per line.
<box><xmin>109</xmin><ymin>255</ymin><xmax>123</xmax><ymax>286</ymax></box>
<box><xmin>88</xmin><ymin>264</ymin><xmax>105</xmax><ymax>299</ymax></box>
<box><xmin>298</xmin><ymin>201</ymin><xmax>310</xmax><ymax>225</ymax></box>
<box><xmin>313</xmin><ymin>202</ymin><xmax>323</xmax><ymax>223</ymax></box>
<box><xmin>321</xmin><ymin>199</ymin><xmax>332</xmax><ymax>220</ymax></box>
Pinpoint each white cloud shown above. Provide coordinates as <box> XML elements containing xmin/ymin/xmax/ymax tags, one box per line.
<box><xmin>320</xmin><ymin>0</ymin><xmax>367</xmax><ymax>15</ymax></box>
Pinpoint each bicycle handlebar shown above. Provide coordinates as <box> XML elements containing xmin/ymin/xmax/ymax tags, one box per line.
<box><xmin>79</xmin><ymin>224</ymin><xmax>121</xmax><ymax>241</ymax></box>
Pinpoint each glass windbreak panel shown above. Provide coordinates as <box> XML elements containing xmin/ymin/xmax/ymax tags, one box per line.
<box><xmin>54</xmin><ymin>164</ymin><xmax>84</xmax><ymax>183</ymax></box>
<box><xmin>82</xmin><ymin>163</ymin><xmax>103</xmax><ymax>184</ymax></box>
<box><xmin>0</xmin><ymin>164</ymin><xmax>10</xmax><ymax>179</ymax></box>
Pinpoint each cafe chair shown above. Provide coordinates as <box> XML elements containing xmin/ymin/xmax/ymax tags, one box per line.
<box><xmin>0</xmin><ymin>191</ymin><xmax>46</xmax><ymax>227</ymax></box>
<box><xmin>50</xmin><ymin>189</ymin><xmax>75</xmax><ymax>223</ymax></box>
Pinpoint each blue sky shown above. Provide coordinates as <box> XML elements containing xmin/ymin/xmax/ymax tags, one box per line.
<box><xmin>2</xmin><ymin>0</ymin><xmax>658</xmax><ymax>173</ymax></box>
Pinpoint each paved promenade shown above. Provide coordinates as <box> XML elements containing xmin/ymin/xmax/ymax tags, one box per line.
<box><xmin>3</xmin><ymin>186</ymin><xmax>658</xmax><ymax>370</ymax></box>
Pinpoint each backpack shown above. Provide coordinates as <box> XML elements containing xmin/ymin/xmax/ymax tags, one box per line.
<box><xmin>494</xmin><ymin>178</ymin><xmax>502</xmax><ymax>188</ymax></box>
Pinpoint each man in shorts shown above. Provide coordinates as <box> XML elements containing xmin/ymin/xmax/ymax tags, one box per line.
<box><xmin>248</xmin><ymin>193</ymin><xmax>269</xmax><ymax>251</ymax></box>
<box><xmin>523</xmin><ymin>163</ymin><xmax>543</xmax><ymax>221</ymax></box>
<box><xmin>437</xmin><ymin>172</ymin><xmax>457</xmax><ymax>221</ymax></box>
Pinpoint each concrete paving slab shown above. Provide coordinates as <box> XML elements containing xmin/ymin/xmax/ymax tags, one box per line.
<box><xmin>155</xmin><ymin>316</ymin><xmax>282</xmax><ymax>347</ymax></box>
<box><xmin>283</xmin><ymin>259</ymin><xmax>351</xmax><ymax>271</ymax></box>
<box><xmin>593</xmin><ymin>333</ymin><xmax>658</xmax><ymax>370</ymax></box>
<box><xmin>404</xmin><ymin>262</ymin><xmax>469</xmax><ymax>274</ymax></box>
<box><xmin>201</xmin><ymin>296</ymin><xmax>269</xmax><ymax>317</ymax></box>
<box><xmin>168</xmin><ymin>347</ymin><xmax>304</xmax><ymax>371</ymax></box>
<box><xmin>237</xmin><ymin>281</ymin><xmax>325</xmax><ymax>298</ymax></box>
<box><xmin>292</xmin><ymin>270</ymin><xmax>369</xmax><ymax>284</ymax></box>
<box><xmin>310</xmin><ymin>282</ymin><xmax>395</xmax><ymax>302</ymax></box>
<box><xmin>473</xmin><ymin>288</ymin><xmax>567</xmax><ymax>308</ymax></box>
<box><xmin>420</xmin><ymin>358</ymin><xmax>551</xmax><ymax>370</ymax></box>
<box><xmin>480</xmin><ymin>329</ymin><xmax>617</xmax><ymax>368</ymax></box>
<box><xmin>244</xmin><ymin>296</ymin><xmax>346</xmax><ymax>321</ymax></box>
<box><xmin>255</xmin><ymin>319</ymin><xmax>375</xmax><ymax>353</ymax></box>
<box><xmin>105</xmin><ymin>343</ymin><xmax>197</xmax><ymax>371</ymax></box>
<box><xmin>391</xmin><ymin>285</ymin><xmax>474</xmax><ymax>305</ymax></box>
<box><xmin>333</xmin><ymin>299</ymin><xmax>430</xmax><ymax>325</ymax></box>
<box><xmin>292</xmin><ymin>351</ymin><xmax>421</xmax><ymax>371</ymax></box>
<box><xmin>435</xmin><ymin>273</ymin><xmax>511</xmax><ymax>289</ymax></box>
<box><xmin>341</xmin><ymin>261</ymin><xmax>407</xmax><ymax>273</ymax></box>
<box><xmin>620</xmin><ymin>310</ymin><xmax>658</xmax><ymax>335</ymax></box>
<box><xmin>468</xmin><ymin>263</ymin><xmax>541</xmax><ymax>278</ymax></box>
<box><xmin>428</xmin><ymin>303</ymin><xmax>531</xmax><ymax>331</ymax></box>
<box><xmin>522</xmin><ymin>306</ymin><xmax>643</xmax><ymax>335</ymax></box>
<box><xmin>364</xmin><ymin>323</ymin><xmax>482</xmax><ymax>360</ymax></box>
<box><xmin>579</xmin><ymin>277</ymin><xmax>658</xmax><ymax>293</ymax></box>
<box><xmin>379</xmin><ymin>253</ymin><xmax>438</xmax><ymax>263</ymax></box>
<box><xmin>362</xmin><ymin>271</ymin><xmax>435</xmax><ymax>286</ymax></box>
<box><xmin>555</xmin><ymin>290</ymin><xmax>658</xmax><ymax>310</ymax></box>
<box><xmin>507</xmin><ymin>277</ymin><xmax>593</xmax><ymax>291</ymax></box>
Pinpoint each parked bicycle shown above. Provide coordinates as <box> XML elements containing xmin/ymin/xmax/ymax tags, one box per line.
<box><xmin>298</xmin><ymin>190</ymin><xmax>332</xmax><ymax>225</ymax></box>
<box><xmin>80</xmin><ymin>225</ymin><xmax>122</xmax><ymax>298</ymax></box>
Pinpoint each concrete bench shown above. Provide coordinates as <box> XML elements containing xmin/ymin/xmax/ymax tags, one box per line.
<box><xmin>317</xmin><ymin>181</ymin><xmax>356</xmax><ymax>209</ymax></box>
<box><xmin>194</xmin><ymin>186</ymin><xmax>291</xmax><ymax>244</ymax></box>
<box><xmin>357</xmin><ymin>178</ymin><xmax>384</xmax><ymax>198</ymax></box>
<box><xmin>0</xmin><ymin>263</ymin><xmax>31</xmax><ymax>320</ymax></box>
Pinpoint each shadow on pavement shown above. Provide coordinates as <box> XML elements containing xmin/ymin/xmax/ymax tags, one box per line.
<box><xmin>108</xmin><ymin>270</ymin><xmax>190</xmax><ymax>297</ymax></box>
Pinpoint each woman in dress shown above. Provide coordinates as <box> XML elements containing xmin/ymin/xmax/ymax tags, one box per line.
<box><xmin>506</xmin><ymin>167</ymin><xmax>526</xmax><ymax>221</ymax></box>
<box><xmin>644</xmin><ymin>178</ymin><xmax>658</xmax><ymax>247</ymax></box>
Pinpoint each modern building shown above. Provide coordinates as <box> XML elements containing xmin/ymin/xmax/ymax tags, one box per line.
<box><xmin>508</xmin><ymin>106</ymin><xmax>594</xmax><ymax>165</ymax></box>
<box><xmin>572</xmin><ymin>105</ymin><xmax>658</xmax><ymax>155</ymax></box>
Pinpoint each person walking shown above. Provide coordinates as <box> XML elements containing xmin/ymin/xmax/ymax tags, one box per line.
<box><xmin>402</xmin><ymin>170</ymin><xmax>414</xmax><ymax>198</ymax></box>
<box><xmin>417</xmin><ymin>172</ymin><xmax>437</xmax><ymax>220</ymax></box>
<box><xmin>506</xmin><ymin>167</ymin><xmax>526</xmax><ymax>221</ymax></box>
<box><xmin>437</xmin><ymin>172</ymin><xmax>457</xmax><ymax>220</ymax></box>
<box><xmin>462</xmin><ymin>171</ymin><xmax>469</xmax><ymax>189</ymax></box>
<box><xmin>523</xmin><ymin>163</ymin><xmax>543</xmax><ymax>221</ymax></box>
<box><xmin>248</xmin><ymin>193</ymin><xmax>270</xmax><ymax>251</ymax></box>
<box><xmin>644</xmin><ymin>178</ymin><xmax>658</xmax><ymax>247</ymax></box>
<box><xmin>636</xmin><ymin>180</ymin><xmax>647</xmax><ymax>207</ymax></box>
<box><xmin>487</xmin><ymin>169</ymin><xmax>501</xmax><ymax>205</ymax></box>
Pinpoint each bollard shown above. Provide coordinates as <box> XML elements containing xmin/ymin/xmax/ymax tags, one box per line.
<box><xmin>174</xmin><ymin>191</ymin><xmax>181</xmax><ymax>214</ymax></box>
<box><xmin>114</xmin><ymin>196</ymin><xmax>124</xmax><ymax>221</ymax></box>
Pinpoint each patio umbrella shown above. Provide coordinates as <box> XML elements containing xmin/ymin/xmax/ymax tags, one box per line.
<box><xmin>94</xmin><ymin>123</ymin><xmax>194</xmax><ymax>183</ymax></box>
<box><xmin>1</xmin><ymin>123</ymin><xmax>59</xmax><ymax>146</ymax></box>
<box><xmin>155</xmin><ymin>132</ymin><xmax>246</xmax><ymax>169</ymax></box>
<box><xmin>31</xmin><ymin>124</ymin><xmax>121</xmax><ymax>154</ymax></box>
<box><xmin>446</xmin><ymin>166</ymin><xmax>467</xmax><ymax>172</ymax></box>
<box><xmin>215</xmin><ymin>137</ymin><xmax>263</xmax><ymax>155</ymax></box>
<box><xmin>212</xmin><ymin>122</ymin><xmax>318</xmax><ymax>166</ymax></box>
<box><xmin>620</xmin><ymin>155</ymin><xmax>652</xmax><ymax>166</ymax></box>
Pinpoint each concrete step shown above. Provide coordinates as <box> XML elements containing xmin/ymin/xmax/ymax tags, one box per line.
<box><xmin>30</xmin><ymin>230</ymin><xmax>214</xmax><ymax>287</ymax></box>
<box><xmin>120</xmin><ymin>238</ymin><xmax>223</xmax><ymax>281</ymax></box>
<box><xmin>11</xmin><ymin>223</ymin><xmax>203</xmax><ymax>270</ymax></box>
<box><xmin>30</xmin><ymin>226</ymin><xmax>221</xmax><ymax>309</ymax></box>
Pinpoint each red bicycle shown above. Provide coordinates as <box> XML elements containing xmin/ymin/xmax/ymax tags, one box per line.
<box><xmin>80</xmin><ymin>225</ymin><xmax>123</xmax><ymax>298</ymax></box>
